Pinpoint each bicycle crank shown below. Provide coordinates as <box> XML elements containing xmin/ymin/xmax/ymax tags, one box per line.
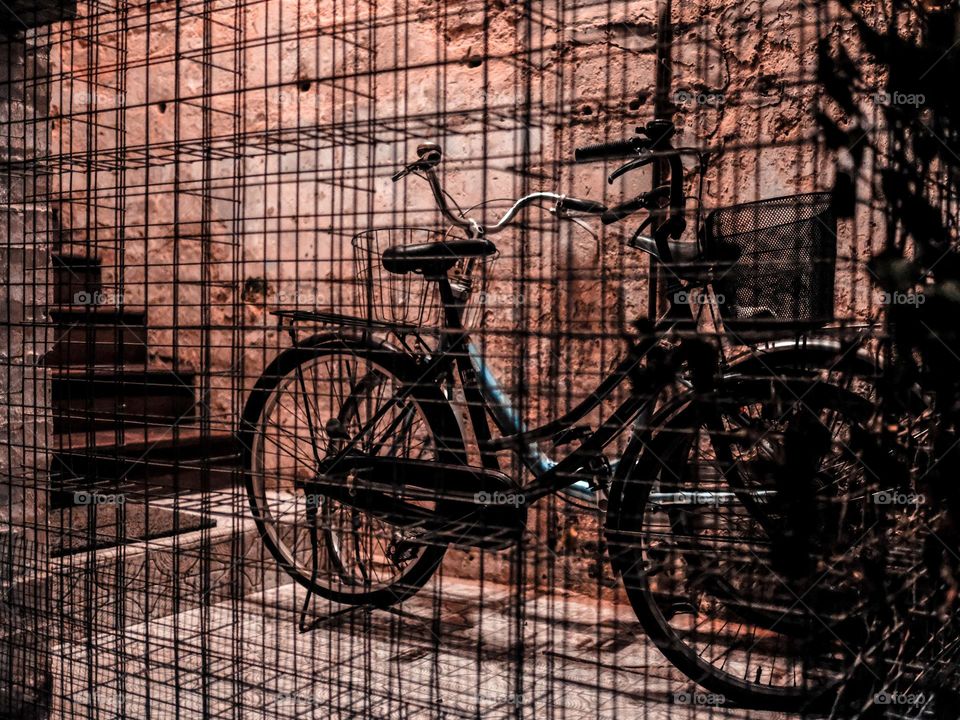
<box><xmin>304</xmin><ymin>455</ymin><xmax>528</xmax><ymax>550</ymax></box>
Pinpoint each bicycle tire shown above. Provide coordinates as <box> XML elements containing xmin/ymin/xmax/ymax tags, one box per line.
<box><xmin>239</xmin><ymin>332</ymin><xmax>464</xmax><ymax>608</ymax></box>
<box><xmin>606</xmin><ymin>376</ymin><xmax>883</xmax><ymax>711</ymax></box>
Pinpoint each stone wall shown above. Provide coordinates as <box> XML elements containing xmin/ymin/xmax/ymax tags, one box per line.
<box><xmin>45</xmin><ymin>0</ymin><xmax>866</xmax><ymax>434</ymax></box>
<box><xmin>0</xmin><ymin>36</ymin><xmax>53</xmax><ymax>720</ymax></box>
<box><xmin>235</xmin><ymin>0</ymin><xmax>862</xmax><ymax>427</ymax></box>
<box><xmin>37</xmin><ymin>0</ymin><xmax>875</xmax><ymax>603</ymax></box>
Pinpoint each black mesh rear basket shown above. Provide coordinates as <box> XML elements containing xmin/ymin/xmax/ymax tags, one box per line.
<box><xmin>703</xmin><ymin>191</ymin><xmax>836</xmax><ymax>336</ymax></box>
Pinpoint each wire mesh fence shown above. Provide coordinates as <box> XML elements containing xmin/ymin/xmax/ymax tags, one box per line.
<box><xmin>0</xmin><ymin>0</ymin><xmax>957</xmax><ymax>717</ymax></box>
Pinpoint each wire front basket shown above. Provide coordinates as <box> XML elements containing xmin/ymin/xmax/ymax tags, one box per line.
<box><xmin>704</xmin><ymin>191</ymin><xmax>837</xmax><ymax>336</ymax></box>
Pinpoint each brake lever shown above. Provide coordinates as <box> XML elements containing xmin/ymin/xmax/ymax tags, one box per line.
<box><xmin>608</xmin><ymin>151</ymin><xmax>655</xmax><ymax>184</ymax></box>
<box><xmin>552</xmin><ymin>212</ymin><xmax>601</xmax><ymax>251</ymax></box>
<box><xmin>600</xmin><ymin>185</ymin><xmax>671</xmax><ymax>225</ymax></box>
<box><xmin>392</xmin><ymin>162</ymin><xmax>420</xmax><ymax>182</ymax></box>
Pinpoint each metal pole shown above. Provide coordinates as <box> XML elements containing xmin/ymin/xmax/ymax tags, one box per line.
<box><xmin>649</xmin><ymin>0</ymin><xmax>673</xmax><ymax>317</ymax></box>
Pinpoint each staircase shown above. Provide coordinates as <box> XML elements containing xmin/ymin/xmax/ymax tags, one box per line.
<box><xmin>0</xmin><ymin>0</ymin><xmax>75</xmax><ymax>35</ymax></box>
<box><xmin>47</xmin><ymin>249</ymin><xmax>241</xmax><ymax>514</ymax></box>
<box><xmin>39</xmin><ymin>244</ymin><xmax>262</xmax><ymax>661</ymax></box>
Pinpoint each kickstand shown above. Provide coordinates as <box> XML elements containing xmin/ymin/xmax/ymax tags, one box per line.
<box><xmin>295</xmin><ymin>507</ymin><xmax>378</xmax><ymax>633</ymax></box>
<box><xmin>298</xmin><ymin>594</ymin><xmax>433</xmax><ymax>634</ymax></box>
<box><xmin>298</xmin><ymin>602</ymin><xmax>366</xmax><ymax>633</ymax></box>
<box><xmin>298</xmin><ymin>491</ymin><xmax>324</xmax><ymax>632</ymax></box>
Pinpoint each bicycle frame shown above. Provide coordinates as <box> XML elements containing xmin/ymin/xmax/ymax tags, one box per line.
<box><xmin>467</xmin><ymin>336</ymin><xmax>660</xmax><ymax>501</ymax></box>
<box><xmin>303</xmin><ymin>131</ymin><xmax>726</xmax><ymax>503</ymax></box>
<box><xmin>449</xmin><ymin>278</ymin><xmax>702</xmax><ymax>502</ymax></box>
<box><xmin>302</xmin><ymin>271</ymin><xmax>692</xmax><ymax>506</ymax></box>
<box><xmin>300</xmin><ymin>264</ymin><xmax>882</xmax><ymax>514</ymax></box>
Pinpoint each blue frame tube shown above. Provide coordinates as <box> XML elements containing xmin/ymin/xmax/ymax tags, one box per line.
<box><xmin>467</xmin><ymin>342</ymin><xmax>596</xmax><ymax>497</ymax></box>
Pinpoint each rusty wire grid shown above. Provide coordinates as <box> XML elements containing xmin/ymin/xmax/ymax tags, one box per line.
<box><xmin>0</xmin><ymin>0</ymin><xmax>957</xmax><ymax>718</ymax></box>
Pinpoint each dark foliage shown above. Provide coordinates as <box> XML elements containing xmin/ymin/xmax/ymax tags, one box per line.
<box><xmin>819</xmin><ymin>0</ymin><xmax>960</xmax><ymax>709</ymax></box>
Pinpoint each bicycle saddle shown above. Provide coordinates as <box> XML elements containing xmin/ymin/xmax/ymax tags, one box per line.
<box><xmin>382</xmin><ymin>238</ymin><xmax>497</xmax><ymax>276</ymax></box>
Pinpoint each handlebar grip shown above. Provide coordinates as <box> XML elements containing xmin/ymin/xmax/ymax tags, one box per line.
<box><xmin>574</xmin><ymin>137</ymin><xmax>644</xmax><ymax>163</ymax></box>
<box><xmin>557</xmin><ymin>196</ymin><xmax>607</xmax><ymax>214</ymax></box>
<box><xmin>601</xmin><ymin>194</ymin><xmax>649</xmax><ymax>225</ymax></box>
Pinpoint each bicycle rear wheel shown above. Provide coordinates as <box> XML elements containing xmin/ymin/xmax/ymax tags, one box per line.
<box><xmin>607</xmin><ymin>378</ymin><xmax>886</xmax><ymax>710</ymax></box>
<box><xmin>239</xmin><ymin>334</ymin><xmax>462</xmax><ymax>607</ymax></box>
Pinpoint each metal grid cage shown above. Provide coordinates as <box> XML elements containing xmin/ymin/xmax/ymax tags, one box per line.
<box><xmin>704</xmin><ymin>192</ymin><xmax>837</xmax><ymax>335</ymax></box>
<box><xmin>4</xmin><ymin>0</ymin><xmax>954</xmax><ymax>715</ymax></box>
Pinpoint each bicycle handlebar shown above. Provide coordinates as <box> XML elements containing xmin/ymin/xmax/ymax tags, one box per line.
<box><xmin>397</xmin><ymin>154</ymin><xmax>607</xmax><ymax>237</ymax></box>
<box><xmin>574</xmin><ymin>119</ymin><xmax>677</xmax><ymax>163</ymax></box>
<box><xmin>484</xmin><ymin>191</ymin><xmax>607</xmax><ymax>234</ymax></box>
<box><xmin>393</xmin><ymin>121</ymin><xmax>686</xmax><ymax>238</ymax></box>
<box><xmin>574</xmin><ymin>122</ymin><xmax>689</xmax><ymax>260</ymax></box>
<box><xmin>574</xmin><ymin>136</ymin><xmax>649</xmax><ymax>163</ymax></box>
<box><xmin>391</xmin><ymin>120</ymin><xmax>696</xmax><ymax>289</ymax></box>
<box><xmin>557</xmin><ymin>196</ymin><xmax>607</xmax><ymax>214</ymax></box>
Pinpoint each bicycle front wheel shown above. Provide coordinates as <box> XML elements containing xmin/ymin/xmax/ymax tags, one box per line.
<box><xmin>607</xmin><ymin>378</ymin><xmax>886</xmax><ymax>711</ymax></box>
<box><xmin>239</xmin><ymin>333</ymin><xmax>462</xmax><ymax>607</ymax></box>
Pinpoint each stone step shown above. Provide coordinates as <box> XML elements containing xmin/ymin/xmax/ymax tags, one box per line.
<box><xmin>43</xmin><ymin>307</ymin><xmax>148</xmax><ymax>366</ymax></box>
<box><xmin>50</xmin><ymin>364</ymin><xmax>197</xmax><ymax>434</ymax></box>
<box><xmin>51</xmin><ymin>253</ymin><xmax>103</xmax><ymax>306</ymax></box>
<box><xmin>12</xmin><ymin>494</ymin><xmax>282</xmax><ymax>650</ymax></box>
<box><xmin>0</xmin><ymin>0</ymin><xmax>76</xmax><ymax>34</ymax></box>
<box><xmin>49</xmin><ymin>427</ymin><xmax>240</xmax><ymax>508</ymax></box>
<box><xmin>47</xmin><ymin>502</ymin><xmax>215</xmax><ymax>557</ymax></box>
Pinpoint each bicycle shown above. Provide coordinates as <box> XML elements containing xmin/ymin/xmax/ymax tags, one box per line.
<box><xmin>239</xmin><ymin>120</ymin><xmax>891</xmax><ymax>710</ymax></box>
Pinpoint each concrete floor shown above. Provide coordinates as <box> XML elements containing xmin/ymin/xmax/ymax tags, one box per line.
<box><xmin>51</xmin><ymin>570</ymin><xmax>787</xmax><ymax>719</ymax></box>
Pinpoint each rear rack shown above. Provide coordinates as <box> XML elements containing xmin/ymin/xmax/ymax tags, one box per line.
<box><xmin>270</xmin><ymin>309</ymin><xmax>422</xmax><ymax>334</ymax></box>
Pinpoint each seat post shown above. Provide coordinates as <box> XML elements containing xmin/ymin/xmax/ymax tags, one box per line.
<box><xmin>434</xmin><ymin>275</ymin><xmax>465</xmax><ymax>331</ymax></box>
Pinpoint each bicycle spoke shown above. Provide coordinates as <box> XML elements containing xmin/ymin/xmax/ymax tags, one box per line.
<box><xmin>248</xmin><ymin>347</ymin><xmax>446</xmax><ymax>601</ymax></box>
